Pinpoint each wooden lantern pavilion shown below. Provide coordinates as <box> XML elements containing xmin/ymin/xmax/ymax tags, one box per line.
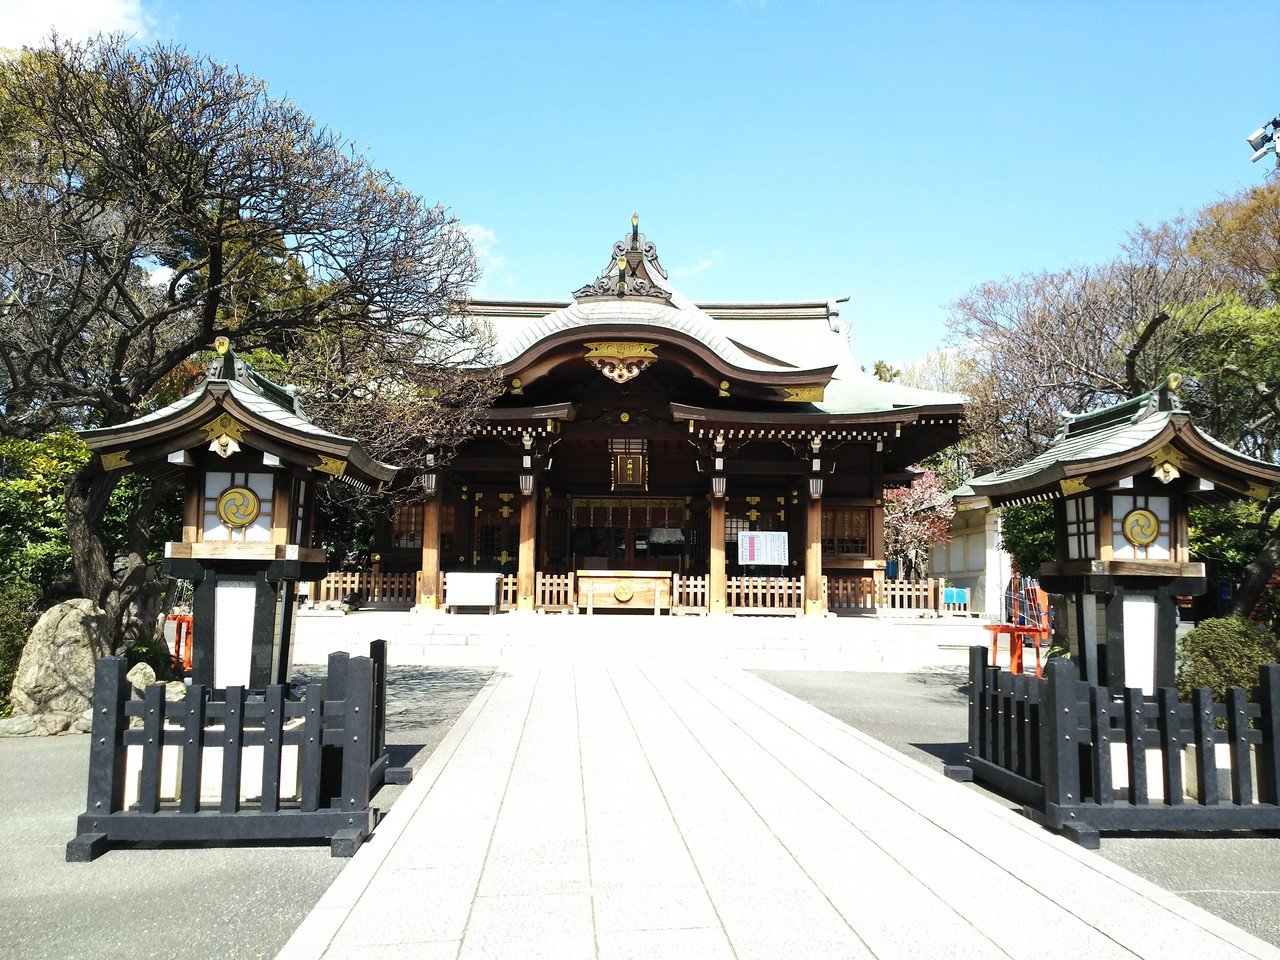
<box><xmin>80</xmin><ymin>341</ymin><xmax>398</xmax><ymax>687</ymax></box>
<box><xmin>967</xmin><ymin>378</ymin><xmax>1280</xmax><ymax>693</ymax></box>
<box><xmin>375</xmin><ymin>217</ymin><xmax>965</xmax><ymax>615</ymax></box>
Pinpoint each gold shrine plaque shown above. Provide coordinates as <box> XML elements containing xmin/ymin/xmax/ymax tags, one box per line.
<box><xmin>217</xmin><ymin>486</ymin><xmax>261</xmax><ymax>528</ymax></box>
<box><xmin>614</xmin><ymin>582</ymin><xmax>635</xmax><ymax>602</ymax></box>
<box><xmin>1122</xmin><ymin>508</ymin><xmax>1160</xmax><ymax>547</ymax></box>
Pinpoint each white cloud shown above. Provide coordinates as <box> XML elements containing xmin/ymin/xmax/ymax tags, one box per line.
<box><xmin>0</xmin><ymin>0</ymin><xmax>150</xmax><ymax>47</ymax></box>
<box><xmin>463</xmin><ymin>223</ymin><xmax>515</xmax><ymax>295</ymax></box>
<box><xmin>672</xmin><ymin>249</ymin><xmax>725</xmax><ymax>279</ymax></box>
<box><xmin>463</xmin><ymin>224</ymin><xmax>496</xmax><ymax>258</ymax></box>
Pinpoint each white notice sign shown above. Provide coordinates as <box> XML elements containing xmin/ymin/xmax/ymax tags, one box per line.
<box><xmin>738</xmin><ymin>531</ymin><xmax>789</xmax><ymax>566</ymax></box>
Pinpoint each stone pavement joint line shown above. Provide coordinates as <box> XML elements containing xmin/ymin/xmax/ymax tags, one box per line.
<box><xmin>277</xmin><ymin>665</ymin><xmax>1280</xmax><ymax>960</ymax></box>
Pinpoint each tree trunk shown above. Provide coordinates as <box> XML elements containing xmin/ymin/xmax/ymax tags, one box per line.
<box><xmin>1228</xmin><ymin>532</ymin><xmax>1280</xmax><ymax>621</ymax></box>
<box><xmin>64</xmin><ymin>462</ymin><xmax>174</xmax><ymax>652</ymax></box>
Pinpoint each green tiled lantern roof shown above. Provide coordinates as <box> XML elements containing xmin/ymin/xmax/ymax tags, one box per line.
<box><xmin>968</xmin><ymin>380</ymin><xmax>1280</xmax><ymax>507</ymax></box>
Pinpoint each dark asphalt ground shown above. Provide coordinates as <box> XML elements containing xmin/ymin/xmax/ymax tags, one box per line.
<box><xmin>755</xmin><ymin>667</ymin><xmax>1280</xmax><ymax>949</ymax></box>
<box><xmin>0</xmin><ymin>667</ymin><xmax>493</xmax><ymax>960</ymax></box>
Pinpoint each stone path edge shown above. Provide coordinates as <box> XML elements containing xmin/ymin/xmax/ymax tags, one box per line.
<box><xmin>276</xmin><ymin>668</ymin><xmax>507</xmax><ymax>960</ymax></box>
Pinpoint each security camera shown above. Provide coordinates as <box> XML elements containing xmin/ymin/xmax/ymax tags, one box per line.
<box><xmin>1247</xmin><ymin>127</ymin><xmax>1272</xmax><ymax>150</ymax></box>
<box><xmin>1251</xmin><ymin>142</ymin><xmax>1277</xmax><ymax>163</ymax></box>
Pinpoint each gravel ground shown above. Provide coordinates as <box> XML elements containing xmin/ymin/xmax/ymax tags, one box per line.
<box><xmin>0</xmin><ymin>666</ymin><xmax>493</xmax><ymax>960</ymax></box>
<box><xmin>755</xmin><ymin>667</ymin><xmax>1280</xmax><ymax>949</ymax></box>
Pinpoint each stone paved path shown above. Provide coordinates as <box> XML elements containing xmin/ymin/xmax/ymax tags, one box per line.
<box><xmin>278</xmin><ymin>665</ymin><xmax>1280</xmax><ymax>960</ymax></box>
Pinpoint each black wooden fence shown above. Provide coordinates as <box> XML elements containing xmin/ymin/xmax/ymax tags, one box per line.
<box><xmin>67</xmin><ymin>641</ymin><xmax>408</xmax><ymax>861</ymax></box>
<box><xmin>958</xmin><ymin>645</ymin><xmax>1280</xmax><ymax>847</ymax></box>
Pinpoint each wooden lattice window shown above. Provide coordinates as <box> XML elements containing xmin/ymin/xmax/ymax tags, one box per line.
<box><xmin>1065</xmin><ymin>497</ymin><xmax>1095</xmax><ymax>560</ymax></box>
<box><xmin>391</xmin><ymin>503</ymin><xmax>423</xmax><ymax>549</ymax></box>
<box><xmin>822</xmin><ymin>507</ymin><xmax>870</xmax><ymax>558</ymax></box>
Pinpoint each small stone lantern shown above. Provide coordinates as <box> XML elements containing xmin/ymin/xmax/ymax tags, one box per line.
<box><xmin>80</xmin><ymin>340</ymin><xmax>398</xmax><ymax>689</ymax></box>
<box><xmin>969</xmin><ymin>378</ymin><xmax>1280</xmax><ymax>694</ymax></box>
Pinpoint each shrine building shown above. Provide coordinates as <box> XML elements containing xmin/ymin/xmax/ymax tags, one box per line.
<box><xmin>373</xmin><ymin>217</ymin><xmax>965</xmax><ymax>615</ymax></box>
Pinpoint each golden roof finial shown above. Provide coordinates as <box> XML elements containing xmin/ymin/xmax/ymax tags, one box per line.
<box><xmin>214</xmin><ymin>335</ymin><xmax>230</xmax><ymax>355</ymax></box>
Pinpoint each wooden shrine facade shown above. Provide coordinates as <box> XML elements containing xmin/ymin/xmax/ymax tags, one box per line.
<box><xmin>372</xmin><ymin>218</ymin><xmax>966</xmax><ymax>614</ymax></box>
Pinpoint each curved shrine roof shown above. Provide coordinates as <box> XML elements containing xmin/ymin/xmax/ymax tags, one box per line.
<box><xmin>470</xmin><ymin>218</ymin><xmax>964</xmax><ymax>420</ymax></box>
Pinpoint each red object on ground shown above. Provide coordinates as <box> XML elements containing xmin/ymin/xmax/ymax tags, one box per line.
<box><xmin>983</xmin><ymin>575</ymin><xmax>1051</xmax><ymax>677</ymax></box>
<box><xmin>167</xmin><ymin>614</ymin><xmax>193</xmax><ymax>671</ymax></box>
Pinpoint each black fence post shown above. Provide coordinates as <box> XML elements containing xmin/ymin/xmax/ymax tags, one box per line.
<box><xmin>179</xmin><ymin>684</ymin><xmax>206</xmax><ymax>815</ymax></box>
<box><xmin>1124</xmin><ymin>688</ymin><xmax>1148</xmax><ymax>807</ymax></box>
<box><xmin>969</xmin><ymin>644</ymin><xmax>986</xmax><ymax>759</ymax></box>
<box><xmin>138</xmin><ymin>684</ymin><xmax>165</xmax><ymax>815</ymax></box>
<box><xmin>1158</xmin><ymin>687</ymin><xmax>1185</xmax><ymax>806</ymax></box>
<box><xmin>333</xmin><ymin>656</ymin><xmax>375</xmax><ymax>857</ymax></box>
<box><xmin>1257</xmin><ymin>664</ymin><xmax>1280</xmax><ymax>805</ymax></box>
<box><xmin>1225</xmin><ymin>686</ymin><xmax>1254</xmax><ymax>806</ymax></box>
<box><xmin>300</xmin><ymin>681</ymin><xmax>324</xmax><ymax>813</ymax></box>
<box><xmin>945</xmin><ymin>645</ymin><xmax>984</xmax><ymax>783</ymax></box>
<box><xmin>370</xmin><ymin>639</ymin><xmax>387</xmax><ymax>760</ymax></box>
<box><xmin>220</xmin><ymin>686</ymin><xmax>246</xmax><ymax>814</ymax></box>
<box><xmin>1040</xmin><ymin>658</ymin><xmax>1082</xmax><ymax>826</ymax></box>
<box><xmin>1089</xmin><ymin>686</ymin><xmax>1113</xmax><ymax>806</ymax></box>
<box><xmin>260</xmin><ymin>684</ymin><xmax>285</xmax><ymax>814</ymax></box>
<box><xmin>1191</xmin><ymin>687</ymin><xmax>1219</xmax><ymax>806</ymax></box>
<box><xmin>67</xmin><ymin>657</ymin><xmax>128</xmax><ymax>861</ymax></box>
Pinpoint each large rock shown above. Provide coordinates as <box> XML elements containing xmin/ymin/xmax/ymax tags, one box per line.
<box><xmin>8</xmin><ymin>599</ymin><xmax>111</xmax><ymax>728</ymax></box>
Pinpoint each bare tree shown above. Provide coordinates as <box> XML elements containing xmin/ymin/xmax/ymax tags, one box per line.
<box><xmin>0</xmin><ymin>36</ymin><xmax>492</xmax><ymax>643</ymax></box>
<box><xmin>945</xmin><ymin>220</ymin><xmax>1221</xmax><ymax>474</ymax></box>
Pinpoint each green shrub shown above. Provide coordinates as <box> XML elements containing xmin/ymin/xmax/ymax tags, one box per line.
<box><xmin>998</xmin><ymin>502</ymin><xmax>1055</xmax><ymax>577</ymax></box>
<box><xmin>0</xmin><ymin>580</ymin><xmax>38</xmax><ymax>717</ymax></box>
<box><xmin>1176</xmin><ymin>616</ymin><xmax>1280</xmax><ymax>701</ymax></box>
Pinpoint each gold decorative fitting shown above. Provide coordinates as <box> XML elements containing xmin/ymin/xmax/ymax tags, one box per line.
<box><xmin>613</xmin><ymin>582</ymin><xmax>635</xmax><ymax>603</ymax></box>
<box><xmin>100</xmin><ymin>450</ymin><xmax>132</xmax><ymax>471</ymax></box>
<box><xmin>1059</xmin><ymin>476</ymin><xmax>1090</xmax><ymax>496</ymax></box>
<box><xmin>499</xmin><ymin>493</ymin><xmax>514</xmax><ymax>501</ymax></box>
<box><xmin>718</xmin><ymin>381</ymin><xmax>730</xmax><ymax>397</ymax></box>
<box><xmin>510</xmin><ymin>378</ymin><xmax>523</xmax><ymax>396</ymax></box>
<box><xmin>202</xmin><ymin>413</ymin><xmax>248</xmax><ymax>442</ymax></box>
<box><xmin>1167</xmin><ymin>372</ymin><xmax>1183</xmax><ymax>390</ymax></box>
<box><xmin>314</xmin><ymin>456</ymin><xmax>347</xmax><ymax>477</ymax></box>
<box><xmin>217</xmin><ymin>486</ymin><xmax>261</xmax><ymax>528</ymax></box>
<box><xmin>1153</xmin><ymin>461</ymin><xmax>1181</xmax><ymax>484</ymax></box>
<box><xmin>583</xmin><ymin>342</ymin><xmax>659</xmax><ymax>384</ymax></box>
<box><xmin>1148</xmin><ymin>445</ymin><xmax>1187</xmax><ymax>471</ymax></box>
<box><xmin>202</xmin><ymin>414</ymin><xmax>249</xmax><ymax>460</ymax></box>
<box><xmin>783</xmin><ymin>385</ymin><xmax>825</xmax><ymax>403</ymax></box>
<box><xmin>213</xmin><ymin>336</ymin><xmax>230</xmax><ymax>355</ymax></box>
<box><xmin>1245</xmin><ymin>482</ymin><xmax>1272</xmax><ymax>501</ymax></box>
<box><xmin>620</xmin><ymin>411</ymin><xmax>630</xmax><ymax>423</ymax></box>
<box><xmin>1122</xmin><ymin>508</ymin><xmax>1160</xmax><ymax>547</ymax></box>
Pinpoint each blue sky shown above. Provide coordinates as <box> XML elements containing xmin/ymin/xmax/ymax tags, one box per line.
<box><xmin>4</xmin><ymin>1</ymin><xmax>1278</xmax><ymax>368</ymax></box>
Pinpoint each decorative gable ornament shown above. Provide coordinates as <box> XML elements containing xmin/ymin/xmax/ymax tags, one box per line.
<box><xmin>583</xmin><ymin>341</ymin><xmax>658</xmax><ymax>384</ymax></box>
<box><xmin>572</xmin><ymin>215</ymin><xmax>674</xmax><ymax>304</ymax></box>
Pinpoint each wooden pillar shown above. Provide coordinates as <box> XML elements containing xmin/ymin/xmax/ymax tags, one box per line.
<box><xmin>418</xmin><ymin>496</ymin><xmax>441</xmax><ymax>609</ymax></box>
<box><xmin>805</xmin><ymin>495</ymin><xmax>824</xmax><ymax>615</ymax></box>
<box><xmin>709</xmin><ymin>495</ymin><xmax>727</xmax><ymax>614</ymax></box>
<box><xmin>517</xmin><ymin>485</ymin><xmax>537</xmax><ymax>611</ymax></box>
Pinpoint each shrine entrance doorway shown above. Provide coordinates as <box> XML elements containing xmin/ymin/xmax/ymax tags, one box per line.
<box><xmin>566</xmin><ymin>497</ymin><xmax>696</xmax><ymax>573</ymax></box>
